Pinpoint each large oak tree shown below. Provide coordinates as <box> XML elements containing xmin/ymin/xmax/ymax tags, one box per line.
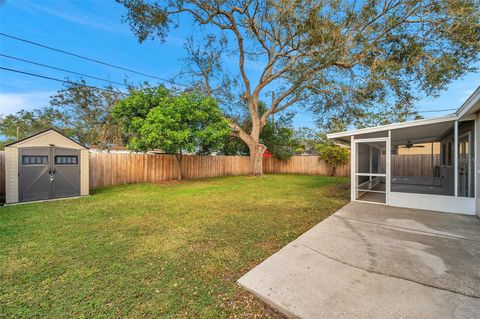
<box><xmin>118</xmin><ymin>0</ymin><xmax>480</xmax><ymax>175</ymax></box>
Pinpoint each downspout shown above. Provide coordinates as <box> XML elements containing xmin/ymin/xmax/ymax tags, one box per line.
<box><xmin>454</xmin><ymin>121</ymin><xmax>458</xmax><ymax>197</ymax></box>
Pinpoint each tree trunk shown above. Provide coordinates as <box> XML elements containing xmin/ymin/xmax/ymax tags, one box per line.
<box><xmin>229</xmin><ymin>116</ymin><xmax>266</xmax><ymax>176</ymax></box>
<box><xmin>248</xmin><ymin>143</ymin><xmax>267</xmax><ymax>176</ymax></box>
<box><xmin>175</xmin><ymin>153</ymin><xmax>183</xmax><ymax>180</ymax></box>
<box><xmin>331</xmin><ymin>166</ymin><xmax>336</xmax><ymax>176</ymax></box>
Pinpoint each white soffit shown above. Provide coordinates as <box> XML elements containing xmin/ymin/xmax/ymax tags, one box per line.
<box><xmin>390</xmin><ymin>121</ymin><xmax>454</xmax><ymax>145</ymax></box>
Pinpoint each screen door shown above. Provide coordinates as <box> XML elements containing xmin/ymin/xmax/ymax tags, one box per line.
<box><xmin>354</xmin><ymin>138</ymin><xmax>389</xmax><ymax>204</ymax></box>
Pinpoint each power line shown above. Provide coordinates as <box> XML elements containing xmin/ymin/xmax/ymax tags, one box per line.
<box><xmin>0</xmin><ymin>32</ymin><xmax>188</xmax><ymax>87</ymax></box>
<box><xmin>419</xmin><ymin>108</ymin><xmax>457</xmax><ymax>113</ymax></box>
<box><xmin>69</xmin><ymin>0</ymin><xmax>106</xmax><ymax>18</ymax></box>
<box><xmin>0</xmin><ymin>53</ymin><xmax>129</xmax><ymax>88</ymax></box>
<box><xmin>297</xmin><ymin>108</ymin><xmax>458</xmax><ymax>116</ymax></box>
<box><xmin>68</xmin><ymin>0</ymin><xmax>120</xmax><ymax>27</ymax></box>
<box><xmin>0</xmin><ymin>66</ymin><xmax>128</xmax><ymax>95</ymax></box>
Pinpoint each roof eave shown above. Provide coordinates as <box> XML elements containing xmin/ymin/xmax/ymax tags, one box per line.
<box><xmin>3</xmin><ymin>128</ymin><xmax>88</xmax><ymax>149</ymax></box>
<box><xmin>326</xmin><ymin>114</ymin><xmax>458</xmax><ymax>140</ymax></box>
<box><xmin>456</xmin><ymin>86</ymin><xmax>480</xmax><ymax>119</ymax></box>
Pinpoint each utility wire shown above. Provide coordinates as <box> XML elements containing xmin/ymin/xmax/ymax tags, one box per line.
<box><xmin>298</xmin><ymin>108</ymin><xmax>457</xmax><ymax>116</ymax></box>
<box><xmin>68</xmin><ymin>0</ymin><xmax>121</xmax><ymax>28</ymax></box>
<box><xmin>0</xmin><ymin>32</ymin><xmax>188</xmax><ymax>87</ymax></box>
<box><xmin>69</xmin><ymin>0</ymin><xmax>106</xmax><ymax>18</ymax></box>
<box><xmin>0</xmin><ymin>66</ymin><xmax>128</xmax><ymax>95</ymax></box>
<box><xmin>418</xmin><ymin>108</ymin><xmax>457</xmax><ymax>113</ymax></box>
<box><xmin>0</xmin><ymin>53</ymin><xmax>129</xmax><ymax>88</ymax></box>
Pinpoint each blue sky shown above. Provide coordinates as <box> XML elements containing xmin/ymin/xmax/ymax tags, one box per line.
<box><xmin>0</xmin><ymin>0</ymin><xmax>479</xmax><ymax>128</ymax></box>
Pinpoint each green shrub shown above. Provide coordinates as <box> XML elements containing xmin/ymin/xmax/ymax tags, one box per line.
<box><xmin>316</xmin><ymin>143</ymin><xmax>350</xmax><ymax>176</ymax></box>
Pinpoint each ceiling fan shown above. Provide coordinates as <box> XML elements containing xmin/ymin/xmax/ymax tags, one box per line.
<box><xmin>398</xmin><ymin>141</ymin><xmax>425</xmax><ymax>149</ymax></box>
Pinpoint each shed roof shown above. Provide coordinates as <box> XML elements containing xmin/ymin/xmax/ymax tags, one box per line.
<box><xmin>4</xmin><ymin>128</ymin><xmax>87</xmax><ymax>149</ymax></box>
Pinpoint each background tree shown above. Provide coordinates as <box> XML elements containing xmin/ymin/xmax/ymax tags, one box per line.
<box><xmin>1</xmin><ymin>81</ymin><xmax>128</xmax><ymax>149</ymax></box>
<box><xmin>293</xmin><ymin>127</ymin><xmax>323</xmax><ymax>155</ymax></box>
<box><xmin>220</xmin><ymin>102</ymin><xmax>299</xmax><ymax>160</ymax></box>
<box><xmin>317</xmin><ymin>106</ymin><xmax>423</xmax><ymax>133</ymax></box>
<box><xmin>258</xmin><ymin>111</ymin><xmax>299</xmax><ymax>161</ymax></box>
<box><xmin>50</xmin><ymin>81</ymin><xmax>125</xmax><ymax>148</ymax></box>
<box><xmin>219</xmin><ymin>135</ymin><xmax>249</xmax><ymax>156</ymax></box>
<box><xmin>122</xmin><ymin>1</ymin><xmax>479</xmax><ymax>175</ymax></box>
<box><xmin>113</xmin><ymin>86</ymin><xmax>231</xmax><ymax>179</ymax></box>
<box><xmin>0</xmin><ymin>107</ymin><xmax>66</xmax><ymax>147</ymax></box>
<box><xmin>316</xmin><ymin>142</ymin><xmax>350</xmax><ymax>176</ymax></box>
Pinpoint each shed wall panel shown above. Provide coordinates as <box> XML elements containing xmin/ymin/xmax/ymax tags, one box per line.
<box><xmin>80</xmin><ymin>149</ymin><xmax>89</xmax><ymax>196</ymax></box>
<box><xmin>5</xmin><ymin>147</ymin><xmax>19</xmax><ymax>204</ymax></box>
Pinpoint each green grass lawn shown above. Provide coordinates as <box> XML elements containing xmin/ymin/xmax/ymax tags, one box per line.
<box><xmin>0</xmin><ymin>174</ymin><xmax>349</xmax><ymax>318</ymax></box>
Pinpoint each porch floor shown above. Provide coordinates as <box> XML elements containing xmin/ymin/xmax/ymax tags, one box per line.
<box><xmin>238</xmin><ymin>202</ymin><xmax>480</xmax><ymax>319</ymax></box>
<box><xmin>358</xmin><ymin>180</ymin><xmax>453</xmax><ymax>205</ymax></box>
<box><xmin>357</xmin><ymin>191</ymin><xmax>385</xmax><ymax>203</ymax></box>
<box><xmin>391</xmin><ymin>183</ymin><xmax>451</xmax><ymax>196</ymax></box>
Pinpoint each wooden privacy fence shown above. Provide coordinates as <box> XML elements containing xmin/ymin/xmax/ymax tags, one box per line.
<box><xmin>389</xmin><ymin>154</ymin><xmax>441</xmax><ymax>177</ymax></box>
<box><xmin>89</xmin><ymin>153</ymin><xmax>350</xmax><ymax>188</ymax></box>
<box><xmin>263</xmin><ymin>155</ymin><xmax>350</xmax><ymax>176</ymax></box>
<box><xmin>89</xmin><ymin>153</ymin><xmax>251</xmax><ymax>188</ymax></box>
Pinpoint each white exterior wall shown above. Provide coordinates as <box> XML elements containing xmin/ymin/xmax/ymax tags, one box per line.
<box><xmin>389</xmin><ymin>192</ymin><xmax>476</xmax><ymax>215</ymax></box>
<box><xmin>476</xmin><ymin>113</ymin><xmax>480</xmax><ymax>218</ymax></box>
<box><xmin>5</xmin><ymin>130</ymin><xmax>89</xmax><ymax>203</ymax></box>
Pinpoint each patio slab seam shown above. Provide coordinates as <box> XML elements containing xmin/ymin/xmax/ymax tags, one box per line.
<box><xmin>298</xmin><ymin>243</ymin><xmax>480</xmax><ymax>299</ymax></box>
<box><xmin>332</xmin><ymin>215</ymin><xmax>480</xmax><ymax>243</ymax></box>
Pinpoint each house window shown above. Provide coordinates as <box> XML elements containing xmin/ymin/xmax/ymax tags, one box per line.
<box><xmin>447</xmin><ymin>142</ymin><xmax>453</xmax><ymax>166</ymax></box>
<box><xmin>55</xmin><ymin>156</ymin><xmax>78</xmax><ymax>165</ymax></box>
<box><xmin>22</xmin><ymin>155</ymin><xmax>48</xmax><ymax>165</ymax></box>
<box><xmin>441</xmin><ymin>144</ymin><xmax>446</xmax><ymax>165</ymax></box>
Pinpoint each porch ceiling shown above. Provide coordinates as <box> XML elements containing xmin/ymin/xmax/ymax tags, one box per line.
<box><xmin>332</xmin><ymin>119</ymin><xmax>455</xmax><ymax>146</ymax></box>
<box><xmin>390</xmin><ymin>121</ymin><xmax>453</xmax><ymax>146</ymax></box>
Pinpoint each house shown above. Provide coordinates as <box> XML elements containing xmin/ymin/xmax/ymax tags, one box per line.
<box><xmin>327</xmin><ymin>87</ymin><xmax>480</xmax><ymax>217</ymax></box>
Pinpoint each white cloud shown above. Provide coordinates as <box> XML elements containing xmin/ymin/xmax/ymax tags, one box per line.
<box><xmin>42</xmin><ymin>8</ymin><xmax>124</xmax><ymax>34</ymax></box>
<box><xmin>0</xmin><ymin>91</ymin><xmax>53</xmax><ymax>116</ymax></box>
<box><xmin>14</xmin><ymin>1</ymin><xmax>126</xmax><ymax>34</ymax></box>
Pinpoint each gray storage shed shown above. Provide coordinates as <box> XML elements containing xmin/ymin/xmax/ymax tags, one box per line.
<box><xmin>4</xmin><ymin>129</ymin><xmax>89</xmax><ymax>204</ymax></box>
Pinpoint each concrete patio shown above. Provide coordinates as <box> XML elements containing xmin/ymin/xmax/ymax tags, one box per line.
<box><xmin>238</xmin><ymin>202</ymin><xmax>480</xmax><ymax>319</ymax></box>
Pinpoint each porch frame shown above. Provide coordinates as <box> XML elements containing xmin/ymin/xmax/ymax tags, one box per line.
<box><xmin>350</xmin><ymin>125</ymin><xmax>476</xmax><ymax>215</ymax></box>
<box><xmin>351</xmin><ymin>136</ymin><xmax>390</xmax><ymax>205</ymax></box>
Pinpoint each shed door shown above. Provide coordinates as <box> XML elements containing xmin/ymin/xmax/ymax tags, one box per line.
<box><xmin>52</xmin><ymin>147</ymin><xmax>80</xmax><ymax>199</ymax></box>
<box><xmin>19</xmin><ymin>147</ymin><xmax>52</xmax><ymax>202</ymax></box>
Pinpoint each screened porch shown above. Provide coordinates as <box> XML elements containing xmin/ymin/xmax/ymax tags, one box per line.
<box><xmin>351</xmin><ymin>118</ymin><xmax>476</xmax><ymax>207</ymax></box>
